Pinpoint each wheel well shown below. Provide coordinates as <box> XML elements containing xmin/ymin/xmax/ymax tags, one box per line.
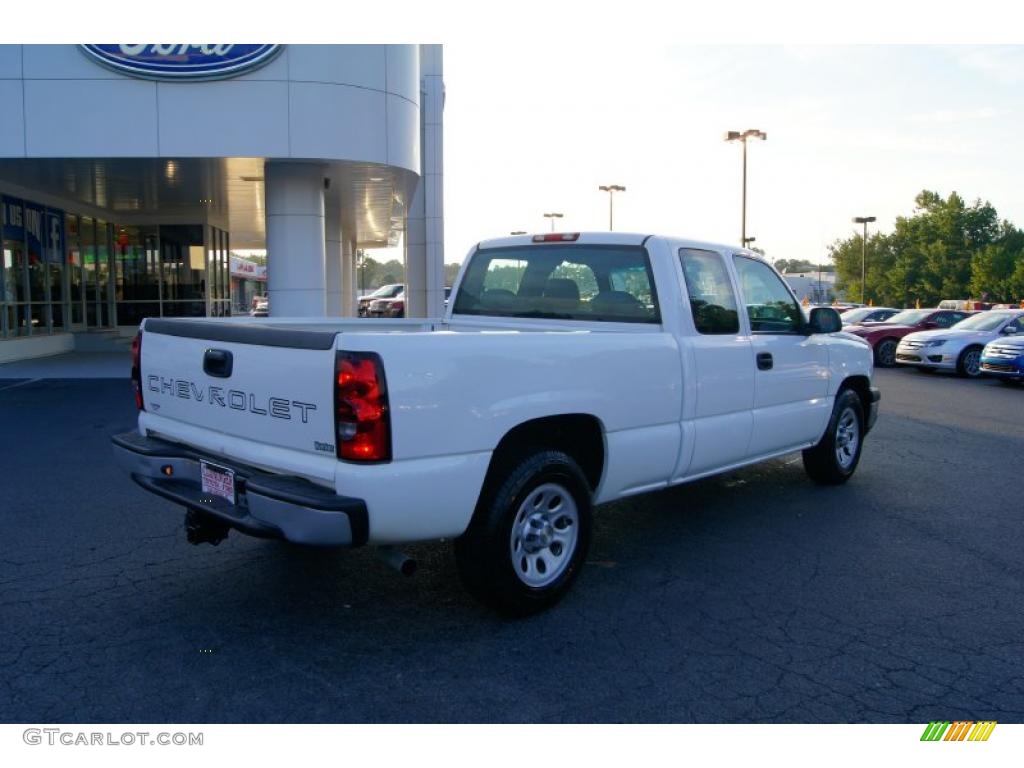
<box><xmin>485</xmin><ymin>415</ymin><xmax>605</xmax><ymax>493</ymax></box>
<box><xmin>840</xmin><ymin>375</ymin><xmax>872</xmax><ymax>416</ymax></box>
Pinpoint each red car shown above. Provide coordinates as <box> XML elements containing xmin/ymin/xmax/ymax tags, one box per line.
<box><xmin>845</xmin><ymin>308</ymin><xmax>974</xmax><ymax>367</ymax></box>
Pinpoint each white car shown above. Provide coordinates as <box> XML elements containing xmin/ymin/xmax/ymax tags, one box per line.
<box><xmin>896</xmin><ymin>310</ymin><xmax>1024</xmax><ymax>377</ymax></box>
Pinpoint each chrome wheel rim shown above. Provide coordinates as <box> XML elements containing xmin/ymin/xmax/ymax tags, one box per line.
<box><xmin>963</xmin><ymin>350</ymin><xmax>981</xmax><ymax>376</ymax></box>
<box><xmin>878</xmin><ymin>341</ymin><xmax>896</xmax><ymax>366</ymax></box>
<box><xmin>510</xmin><ymin>482</ymin><xmax>579</xmax><ymax>588</ymax></box>
<box><xmin>834</xmin><ymin>407</ymin><xmax>860</xmax><ymax>470</ymax></box>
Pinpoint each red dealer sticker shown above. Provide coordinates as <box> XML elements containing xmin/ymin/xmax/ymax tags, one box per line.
<box><xmin>200</xmin><ymin>461</ymin><xmax>236</xmax><ymax>506</ymax></box>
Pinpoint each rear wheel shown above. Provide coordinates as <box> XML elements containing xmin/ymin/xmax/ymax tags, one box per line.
<box><xmin>875</xmin><ymin>338</ymin><xmax>898</xmax><ymax>367</ymax></box>
<box><xmin>803</xmin><ymin>389</ymin><xmax>864</xmax><ymax>485</ymax></box>
<box><xmin>455</xmin><ymin>450</ymin><xmax>592</xmax><ymax>617</ymax></box>
<box><xmin>956</xmin><ymin>346</ymin><xmax>983</xmax><ymax>378</ymax></box>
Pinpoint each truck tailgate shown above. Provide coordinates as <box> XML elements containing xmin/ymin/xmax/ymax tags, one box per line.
<box><xmin>139</xmin><ymin>319</ymin><xmax>338</xmax><ymax>462</ymax></box>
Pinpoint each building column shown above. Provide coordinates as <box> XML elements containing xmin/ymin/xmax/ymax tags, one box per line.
<box><xmin>405</xmin><ymin>44</ymin><xmax>445</xmax><ymax>318</ymax></box>
<box><xmin>341</xmin><ymin>238</ymin><xmax>356</xmax><ymax>316</ymax></box>
<box><xmin>265</xmin><ymin>161</ymin><xmax>327</xmax><ymax>317</ymax></box>
<box><xmin>325</xmin><ymin>200</ymin><xmax>342</xmax><ymax>316</ymax></box>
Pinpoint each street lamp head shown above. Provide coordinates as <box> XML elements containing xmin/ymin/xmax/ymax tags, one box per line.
<box><xmin>852</xmin><ymin>216</ymin><xmax>877</xmax><ymax>224</ymax></box>
<box><xmin>599</xmin><ymin>184</ymin><xmax>626</xmax><ymax>192</ymax></box>
<box><xmin>724</xmin><ymin>131</ymin><xmax>742</xmax><ymax>142</ymax></box>
<box><xmin>743</xmin><ymin>236</ymin><xmax>756</xmax><ymax>244</ymax></box>
<box><xmin>510</xmin><ymin>231</ymin><xmax>526</xmax><ymax>235</ymax></box>
<box><xmin>543</xmin><ymin>212</ymin><xmax>564</xmax><ymax>219</ymax></box>
<box><xmin>742</xmin><ymin>129</ymin><xmax>767</xmax><ymax>140</ymax></box>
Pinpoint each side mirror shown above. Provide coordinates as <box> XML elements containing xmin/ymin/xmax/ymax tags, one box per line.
<box><xmin>806</xmin><ymin>307</ymin><xmax>842</xmax><ymax>334</ymax></box>
<box><xmin>923</xmin><ymin>321</ymin><xmax>939</xmax><ymax>329</ymax></box>
<box><xmin>1004</xmin><ymin>326</ymin><xmax>1018</xmax><ymax>335</ymax></box>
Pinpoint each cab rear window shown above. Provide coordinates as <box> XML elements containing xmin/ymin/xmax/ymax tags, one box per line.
<box><xmin>452</xmin><ymin>245</ymin><xmax>660</xmax><ymax>324</ymax></box>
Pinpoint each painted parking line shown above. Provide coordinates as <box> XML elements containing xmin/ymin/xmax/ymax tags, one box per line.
<box><xmin>0</xmin><ymin>378</ymin><xmax>41</xmax><ymax>392</ymax></box>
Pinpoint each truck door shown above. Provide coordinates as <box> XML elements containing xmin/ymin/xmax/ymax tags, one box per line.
<box><xmin>732</xmin><ymin>255</ymin><xmax>830</xmax><ymax>455</ymax></box>
<box><xmin>674</xmin><ymin>247</ymin><xmax>755</xmax><ymax>478</ymax></box>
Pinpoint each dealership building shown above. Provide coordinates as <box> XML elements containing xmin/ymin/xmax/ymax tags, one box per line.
<box><xmin>0</xmin><ymin>44</ymin><xmax>444</xmax><ymax>362</ymax></box>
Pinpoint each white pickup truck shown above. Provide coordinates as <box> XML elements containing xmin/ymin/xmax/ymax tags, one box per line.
<box><xmin>113</xmin><ymin>232</ymin><xmax>879</xmax><ymax>615</ymax></box>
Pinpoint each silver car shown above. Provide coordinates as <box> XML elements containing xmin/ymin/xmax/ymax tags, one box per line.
<box><xmin>896</xmin><ymin>310</ymin><xmax>1024</xmax><ymax>377</ymax></box>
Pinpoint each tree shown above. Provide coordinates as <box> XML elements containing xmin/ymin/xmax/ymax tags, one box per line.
<box><xmin>830</xmin><ymin>191</ymin><xmax>1024</xmax><ymax>306</ymax></box>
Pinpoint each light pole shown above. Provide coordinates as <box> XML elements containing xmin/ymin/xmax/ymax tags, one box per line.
<box><xmin>543</xmin><ymin>212</ymin><xmax>563</xmax><ymax>232</ymax></box>
<box><xmin>852</xmin><ymin>216</ymin><xmax>876</xmax><ymax>304</ymax></box>
<box><xmin>598</xmin><ymin>184</ymin><xmax>626</xmax><ymax>230</ymax></box>
<box><xmin>724</xmin><ymin>129</ymin><xmax>767</xmax><ymax>246</ymax></box>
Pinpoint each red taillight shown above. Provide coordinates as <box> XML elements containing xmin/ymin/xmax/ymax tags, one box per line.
<box><xmin>131</xmin><ymin>331</ymin><xmax>144</xmax><ymax>411</ymax></box>
<box><xmin>532</xmin><ymin>232</ymin><xmax>580</xmax><ymax>243</ymax></box>
<box><xmin>335</xmin><ymin>351</ymin><xmax>391</xmax><ymax>462</ymax></box>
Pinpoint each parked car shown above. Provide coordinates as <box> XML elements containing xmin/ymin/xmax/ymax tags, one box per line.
<box><xmin>844</xmin><ymin>308</ymin><xmax>974</xmax><ymax>367</ymax></box>
<box><xmin>938</xmin><ymin>299</ymin><xmax>991</xmax><ymax>311</ymax></box>
<box><xmin>367</xmin><ymin>291</ymin><xmax>405</xmax><ymax>318</ymax></box>
<box><xmin>369</xmin><ymin>287</ymin><xmax>453</xmax><ymax>318</ymax></box>
<box><xmin>357</xmin><ymin>283</ymin><xmax>404</xmax><ymax>317</ymax></box>
<box><xmin>113</xmin><ymin>232</ymin><xmax>878</xmax><ymax>615</ymax></box>
<box><xmin>249</xmin><ymin>297</ymin><xmax>268</xmax><ymax>317</ymax></box>
<box><xmin>839</xmin><ymin>306</ymin><xmax>899</xmax><ymax>326</ymax></box>
<box><xmin>896</xmin><ymin>310</ymin><xmax>1024</xmax><ymax>377</ymax></box>
<box><xmin>980</xmin><ymin>330</ymin><xmax>1024</xmax><ymax>384</ymax></box>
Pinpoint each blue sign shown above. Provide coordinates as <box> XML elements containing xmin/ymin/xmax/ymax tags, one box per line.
<box><xmin>80</xmin><ymin>44</ymin><xmax>282</xmax><ymax>80</ymax></box>
<box><xmin>2</xmin><ymin>196</ymin><xmax>65</xmax><ymax>264</ymax></box>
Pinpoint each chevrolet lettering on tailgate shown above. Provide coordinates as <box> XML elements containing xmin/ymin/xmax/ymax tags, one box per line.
<box><xmin>146</xmin><ymin>375</ymin><xmax>317</xmax><ymax>422</ymax></box>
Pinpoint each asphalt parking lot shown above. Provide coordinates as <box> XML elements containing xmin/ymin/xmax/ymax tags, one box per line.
<box><xmin>1</xmin><ymin>368</ymin><xmax>1022</xmax><ymax>723</ymax></box>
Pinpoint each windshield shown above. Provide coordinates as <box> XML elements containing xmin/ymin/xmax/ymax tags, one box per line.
<box><xmin>842</xmin><ymin>308</ymin><xmax>879</xmax><ymax>324</ymax></box>
<box><xmin>952</xmin><ymin>311</ymin><xmax>1017</xmax><ymax>331</ymax></box>
<box><xmin>452</xmin><ymin>244</ymin><xmax>661</xmax><ymax>323</ymax></box>
<box><xmin>884</xmin><ymin>309</ymin><xmax>931</xmax><ymax>325</ymax></box>
<box><xmin>370</xmin><ymin>284</ymin><xmax>402</xmax><ymax>298</ymax></box>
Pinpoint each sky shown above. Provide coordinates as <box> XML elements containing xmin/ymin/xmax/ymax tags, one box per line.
<box><xmin>9</xmin><ymin>4</ymin><xmax>1024</xmax><ymax>272</ymax></box>
<box><xmin>440</xmin><ymin>44</ymin><xmax>1024</xmax><ymax>266</ymax></box>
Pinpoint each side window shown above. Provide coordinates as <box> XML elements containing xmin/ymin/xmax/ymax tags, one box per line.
<box><xmin>733</xmin><ymin>255</ymin><xmax>803</xmax><ymax>333</ymax></box>
<box><xmin>934</xmin><ymin>312</ymin><xmax>957</xmax><ymax>328</ymax></box>
<box><xmin>1008</xmin><ymin>315</ymin><xmax>1024</xmax><ymax>333</ymax></box>
<box><xmin>679</xmin><ymin>248</ymin><xmax>739</xmax><ymax>334</ymax></box>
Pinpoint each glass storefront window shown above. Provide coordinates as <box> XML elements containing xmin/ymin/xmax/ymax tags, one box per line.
<box><xmin>1</xmin><ymin>194</ymin><xmax>238</xmax><ymax>338</ymax></box>
<box><xmin>66</xmin><ymin>214</ymin><xmax>84</xmax><ymax>327</ymax></box>
<box><xmin>81</xmin><ymin>216</ymin><xmax>97</xmax><ymax>327</ymax></box>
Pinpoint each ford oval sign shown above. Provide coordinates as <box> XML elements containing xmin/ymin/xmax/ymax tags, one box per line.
<box><xmin>80</xmin><ymin>44</ymin><xmax>282</xmax><ymax>80</ymax></box>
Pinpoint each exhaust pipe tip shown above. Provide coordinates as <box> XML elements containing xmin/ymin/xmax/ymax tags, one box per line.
<box><xmin>376</xmin><ymin>546</ymin><xmax>417</xmax><ymax>577</ymax></box>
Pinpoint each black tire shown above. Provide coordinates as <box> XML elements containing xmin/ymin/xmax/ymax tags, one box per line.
<box><xmin>956</xmin><ymin>346</ymin><xmax>983</xmax><ymax>378</ymax></box>
<box><xmin>874</xmin><ymin>338</ymin><xmax>898</xmax><ymax>367</ymax></box>
<box><xmin>802</xmin><ymin>389</ymin><xmax>865</xmax><ymax>485</ymax></box>
<box><xmin>454</xmin><ymin>450</ymin><xmax>592</xmax><ymax>617</ymax></box>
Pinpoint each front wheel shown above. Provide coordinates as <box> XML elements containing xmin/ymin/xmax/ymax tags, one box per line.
<box><xmin>874</xmin><ymin>338</ymin><xmax>898</xmax><ymax>367</ymax></box>
<box><xmin>956</xmin><ymin>346</ymin><xmax>983</xmax><ymax>378</ymax></box>
<box><xmin>455</xmin><ymin>450</ymin><xmax>592</xmax><ymax>617</ymax></box>
<box><xmin>803</xmin><ymin>389</ymin><xmax>865</xmax><ymax>485</ymax></box>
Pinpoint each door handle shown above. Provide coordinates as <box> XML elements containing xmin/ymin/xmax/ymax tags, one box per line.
<box><xmin>203</xmin><ymin>349</ymin><xmax>233</xmax><ymax>378</ymax></box>
<box><xmin>756</xmin><ymin>352</ymin><xmax>773</xmax><ymax>371</ymax></box>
